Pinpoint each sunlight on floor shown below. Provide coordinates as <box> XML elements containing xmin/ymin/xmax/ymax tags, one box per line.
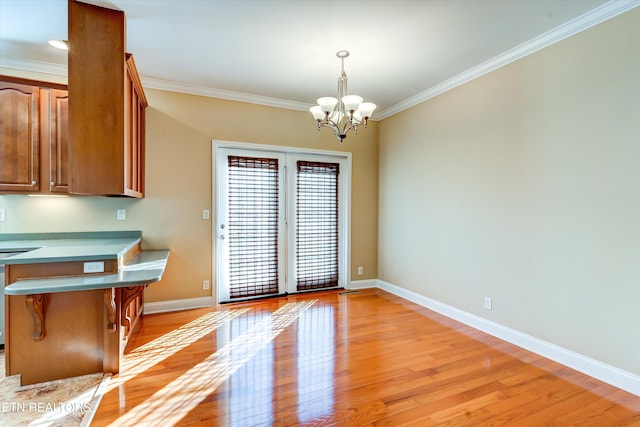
<box><xmin>107</xmin><ymin>300</ymin><xmax>317</xmax><ymax>426</ymax></box>
<box><xmin>109</xmin><ymin>308</ymin><xmax>251</xmax><ymax>392</ymax></box>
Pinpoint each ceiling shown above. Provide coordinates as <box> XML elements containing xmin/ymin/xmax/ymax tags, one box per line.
<box><xmin>0</xmin><ymin>0</ymin><xmax>635</xmax><ymax>119</ymax></box>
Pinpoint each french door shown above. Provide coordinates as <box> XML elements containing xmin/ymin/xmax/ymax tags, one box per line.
<box><xmin>216</xmin><ymin>146</ymin><xmax>348</xmax><ymax>303</ymax></box>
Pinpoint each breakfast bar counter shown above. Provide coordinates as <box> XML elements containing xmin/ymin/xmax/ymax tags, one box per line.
<box><xmin>4</xmin><ymin>250</ymin><xmax>169</xmax><ymax>295</ymax></box>
<box><xmin>0</xmin><ymin>231</ymin><xmax>169</xmax><ymax>385</ymax></box>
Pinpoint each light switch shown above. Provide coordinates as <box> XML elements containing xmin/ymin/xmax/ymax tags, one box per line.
<box><xmin>0</xmin><ymin>208</ymin><xmax>5</xmax><ymax>222</ymax></box>
<box><xmin>202</xmin><ymin>209</ymin><xmax>210</xmax><ymax>220</ymax></box>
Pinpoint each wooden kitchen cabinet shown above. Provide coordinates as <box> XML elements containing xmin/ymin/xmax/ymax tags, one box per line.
<box><xmin>68</xmin><ymin>0</ymin><xmax>147</xmax><ymax>197</ymax></box>
<box><xmin>0</xmin><ymin>80</ymin><xmax>40</xmax><ymax>192</ymax></box>
<box><xmin>2</xmin><ymin>0</ymin><xmax>147</xmax><ymax>197</ymax></box>
<box><xmin>0</xmin><ymin>77</ymin><xmax>69</xmax><ymax>194</ymax></box>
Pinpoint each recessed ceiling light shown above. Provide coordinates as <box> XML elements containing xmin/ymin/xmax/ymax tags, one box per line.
<box><xmin>48</xmin><ymin>40</ymin><xmax>69</xmax><ymax>50</ymax></box>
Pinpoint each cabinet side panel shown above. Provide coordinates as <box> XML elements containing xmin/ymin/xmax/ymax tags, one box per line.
<box><xmin>8</xmin><ymin>291</ymin><xmax>104</xmax><ymax>385</ymax></box>
<box><xmin>124</xmin><ymin>55</ymin><xmax>146</xmax><ymax>197</ymax></box>
<box><xmin>68</xmin><ymin>0</ymin><xmax>125</xmax><ymax>195</ymax></box>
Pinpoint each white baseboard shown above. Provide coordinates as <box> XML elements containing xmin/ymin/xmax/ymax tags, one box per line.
<box><xmin>348</xmin><ymin>279</ymin><xmax>378</xmax><ymax>290</ymax></box>
<box><xmin>144</xmin><ymin>296</ymin><xmax>215</xmax><ymax>314</ymax></box>
<box><xmin>376</xmin><ymin>279</ymin><xmax>640</xmax><ymax>397</ymax></box>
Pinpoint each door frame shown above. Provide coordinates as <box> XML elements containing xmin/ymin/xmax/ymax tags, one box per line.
<box><xmin>212</xmin><ymin>140</ymin><xmax>352</xmax><ymax>303</ymax></box>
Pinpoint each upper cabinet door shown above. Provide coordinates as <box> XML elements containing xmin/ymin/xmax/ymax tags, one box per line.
<box><xmin>68</xmin><ymin>0</ymin><xmax>146</xmax><ymax>197</ymax></box>
<box><xmin>49</xmin><ymin>89</ymin><xmax>69</xmax><ymax>193</ymax></box>
<box><xmin>0</xmin><ymin>82</ymin><xmax>40</xmax><ymax>192</ymax></box>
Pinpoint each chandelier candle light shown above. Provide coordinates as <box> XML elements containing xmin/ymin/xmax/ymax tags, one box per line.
<box><xmin>310</xmin><ymin>50</ymin><xmax>376</xmax><ymax>142</ymax></box>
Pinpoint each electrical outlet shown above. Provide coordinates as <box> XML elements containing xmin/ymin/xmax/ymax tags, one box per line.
<box><xmin>484</xmin><ymin>296</ymin><xmax>492</xmax><ymax>310</ymax></box>
<box><xmin>203</xmin><ymin>280</ymin><xmax>210</xmax><ymax>290</ymax></box>
<box><xmin>0</xmin><ymin>208</ymin><xmax>5</xmax><ymax>221</ymax></box>
<box><xmin>202</xmin><ymin>209</ymin><xmax>210</xmax><ymax>220</ymax></box>
<box><xmin>357</xmin><ymin>266</ymin><xmax>363</xmax><ymax>276</ymax></box>
<box><xmin>84</xmin><ymin>261</ymin><xmax>105</xmax><ymax>273</ymax></box>
<box><xmin>117</xmin><ymin>209</ymin><xmax>126</xmax><ymax>221</ymax></box>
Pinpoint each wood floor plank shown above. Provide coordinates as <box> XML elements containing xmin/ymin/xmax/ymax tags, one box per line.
<box><xmin>92</xmin><ymin>288</ymin><xmax>640</xmax><ymax>426</ymax></box>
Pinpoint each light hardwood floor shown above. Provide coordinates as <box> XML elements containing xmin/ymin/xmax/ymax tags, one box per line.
<box><xmin>92</xmin><ymin>288</ymin><xmax>640</xmax><ymax>426</ymax></box>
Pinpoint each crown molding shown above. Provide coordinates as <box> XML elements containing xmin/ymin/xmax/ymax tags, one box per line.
<box><xmin>376</xmin><ymin>0</ymin><xmax>640</xmax><ymax>120</ymax></box>
<box><xmin>140</xmin><ymin>76</ymin><xmax>312</xmax><ymax>111</ymax></box>
<box><xmin>0</xmin><ymin>57</ymin><xmax>313</xmax><ymax>111</ymax></box>
<box><xmin>0</xmin><ymin>57</ymin><xmax>67</xmax><ymax>76</ymax></box>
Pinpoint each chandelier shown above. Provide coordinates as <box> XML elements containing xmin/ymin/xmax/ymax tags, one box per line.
<box><xmin>310</xmin><ymin>50</ymin><xmax>376</xmax><ymax>142</ymax></box>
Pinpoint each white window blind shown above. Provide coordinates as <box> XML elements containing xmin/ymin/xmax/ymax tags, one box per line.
<box><xmin>296</xmin><ymin>161</ymin><xmax>339</xmax><ymax>291</ymax></box>
<box><xmin>227</xmin><ymin>156</ymin><xmax>279</xmax><ymax>299</ymax></box>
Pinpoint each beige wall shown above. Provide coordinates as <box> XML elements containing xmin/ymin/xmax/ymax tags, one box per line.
<box><xmin>378</xmin><ymin>8</ymin><xmax>640</xmax><ymax>375</ymax></box>
<box><xmin>0</xmin><ymin>78</ymin><xmax>379</xmax><ymax>303</ymax></box>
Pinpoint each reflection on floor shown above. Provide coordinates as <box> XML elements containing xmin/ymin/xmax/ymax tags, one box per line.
<box><xmin>109</xmin><ymin>300</ymin><xmax>316</xmax><ymax>426</ymax></box>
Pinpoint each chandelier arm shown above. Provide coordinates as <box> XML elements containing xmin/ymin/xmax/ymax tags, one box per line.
<box><xmin>318</xmin><ymin>120</ymin><xmax>340</xmax><ymax>135</ymax></box>
<box><xmin>320</xmin><ymin>120</ymin><xmax>362</xmax><ymax>142</ymax></box>
<box><xmin>317</xmin><ymin>120</ymin><xmax>349</xmax><ymax>142</ymax></box>
<box><xmin>340</xmin><ymin>121</ymin><xmax>359</xmax><ymax>138</ymax></box>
